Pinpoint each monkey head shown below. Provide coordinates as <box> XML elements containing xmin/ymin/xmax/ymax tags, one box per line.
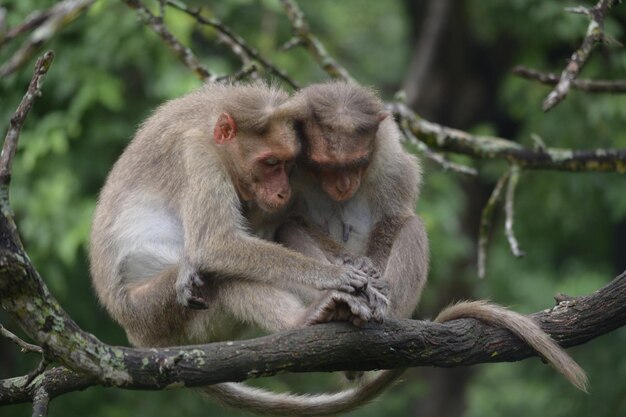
<box><xmin>214</xmin><ymin>112</ymin><xmax>299</xmax><ymax>212</ymax></box>
<box><xmin>288</xmin><ymin>81</ymin><xmax>390</xmax><ymax>202</ymax></box>
<box><xmin>298</xmin><ymin>110</ymin><xmax>389</xmax><ymax>203</ymax></box>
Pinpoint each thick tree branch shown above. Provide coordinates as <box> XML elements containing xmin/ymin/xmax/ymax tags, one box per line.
<box><xmin>1</xmin><ymin>272</ymin><xmax>624</xmax><ymax>406</ymax></box>
<box><xmin>542</xmin><ymin>0</ymin><xmax>616</xmax><ymax>111</ymax></box>
<box><xmin>513</xmin><ymin>66</ymin><xmax>626</xmax><ymax>93</ymax></box>
<box><xmin>393</xmin><ymin>102</ymin><xmax>626</xmax><ymax>173</ymax></box>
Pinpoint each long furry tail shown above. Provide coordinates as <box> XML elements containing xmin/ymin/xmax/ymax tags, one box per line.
<box><xmin>434</xmin><ymin>300</ymin><xmax>588</xmax><ymax>392</ymax></box>
<box><xmin>203</xmin><ymin>368</ymin><xmax>404</xmax><ymax>416</ymax></box>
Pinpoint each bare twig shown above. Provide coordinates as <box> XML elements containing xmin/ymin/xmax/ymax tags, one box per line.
<box><xmin>122</xmin><ymin>0</ymin><xmax>215</xmax><ymax>82</ymax></box>
<box><xmin>0</xmin><ymin>51</ymin><xmax>55</xmax><ymax>186</ymax></box>
<box><xmin>215</xmin><ymin>63</ymin><xmax>259</xmax><ymax>83</ymax></box>
<box><xmin>31</xmin><ymin>387</ymin><xmax>49</xmax><ymax>417</ymax></box>
<box><xmin>478</xmin><ymin>171</ymin><xmax>511</xmax><ymax>278</ymax></box>
<box><xmin>279</xmin><ymin>0</ymin><xmax>355</xmax><ymax>82</ymax></box>
<box><xmin>165</xmin><ymin>0</ymin><xmax>299</xmax><ymax>89</ymax></box>
<box><xmin>504</xmin><ymin>165</ymin><xmax>525</xmax><ymax>258</ymax></box>
<box><xmin>394</xmin><ymin>102</ymin><xmax>626</xmax><ymax>173</ymax></box>
<box><xmin>0</xmin><ymin>325</ymin><xmax>43</xmax><ymax>354</ymax></box>
<box><xmin>513</xmin><ymin>66</ymin><xmax>626</xmax><ymax>93</ymax></box>
<box><xmin>542</xmin><ymin>0</ymin><xmax>616</xmax><ymax>111</ymax></box>
<box><xmin>398</xmin><ymin>115</ymin><xmax>477</xmax><ymax>176</ymax></box>
<box><xmin>0</xmin><ymin>0</ymin><xmax>93</xmax><ymax>77</ymax></box>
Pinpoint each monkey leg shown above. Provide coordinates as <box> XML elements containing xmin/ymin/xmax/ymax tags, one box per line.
<box><xmin>366</xmin><ymin>214</ymin><xmax>429</xmax><ymax>318</ymax></box>
<box><xmin>122</xmin><ymin>267</ymin><xmax>199</xmax><ymax>347</ymax></box>
<box><xmin>277</xmin><ymin>218</ymin><xmax>388</xmax><ymax>323</ymax></box>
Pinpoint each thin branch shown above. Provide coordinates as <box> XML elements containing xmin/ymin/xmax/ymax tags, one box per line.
<box><xmin>1</xmin><ymin>272</ymin><xmax>624</xmax><ymax>406</ymax></box>
<box><xmin>542</xmin><ymin>0</ymin><xmax>616</xmax><ymax>111</ymax></box>
<box><xmin>513</xmin><ymin>66</ymin><xmax>626</xmax><ymax>93</ymax></box>
<box><xmin>393</xmin><ymin>102</ymin><xmax>626</xmax><ymax>173</ymax></box>
<box><xmin>26</xmin><ymin>358</ymin><xmax>51</xmax><ymax>388</ymax></box>
<box><xmin>122</xmin><ymin>0</ymin><xmax>216</xmax><ymax>82</ymax></box>
<box><xmin>0</xmin><ymin>325</ymin><xmax>43</xmax><ymax>354</ymax></box>
<box><xmin>0</xmin><ymin>51</ymin><xmax>55</xmax><ymax>187</ymax></box>
<box><xmin>31</xmin><ymin>387</ymin><xmax>49</xmax><ymax>417</ymax></box>
<box><xmin>504</xmin><ymin>165</ymin><xmax>525</xmax><ymax>258</ymax></box>
<box><xmin>477</xmin><ymin>170</ymin><xmax>511</xmax><ymax>278</ymax></box>
<box><xmin>215</xmin><ymin>63</ymin><xmax>259</xmax><ymax>84</ymax></box>
<box><xmin>279</xmin><ymin>0</ymin><xmax>355</xmax><ymax>82</ymax></box>
<box><xmin>398</xmin><ymin>115</ymin><xmax>477</xmax><ymax>176</ymax></box>
<box><xmin>0</xmin><ymin>0</ymin><xmax>93</xmax><ymax>78</ymax></box>
<box><xmin>165</xmin><ymin>0</ymin><xmax>299</xmax><ymax>89</ymax></box>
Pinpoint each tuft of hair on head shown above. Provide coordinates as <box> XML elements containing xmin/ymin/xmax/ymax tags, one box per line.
<box><xmin>304</xmin><ymin>81</ymin><xmax>386</xmax><ymax>134</ymax></box>
<box><xmin>220</xmin><ymin>80</ymin><xmax>290</xmax><ymax>135</ymax></box>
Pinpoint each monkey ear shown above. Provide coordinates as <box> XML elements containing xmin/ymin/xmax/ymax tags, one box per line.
<box><xmin>213</xmin><ymin>112</ymin><xmax>237</xmax><ymax>145</ymax></box>
<box><xmin>377</xmin><ymin>111</ymin><xmax>390</xmax><ymax>123</ymax></box>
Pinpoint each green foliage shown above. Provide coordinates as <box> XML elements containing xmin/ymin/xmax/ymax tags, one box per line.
<box><xmin>1</xmin><ymin>0</ymin><xmax>625</xmax><ymax>416</ymax></box>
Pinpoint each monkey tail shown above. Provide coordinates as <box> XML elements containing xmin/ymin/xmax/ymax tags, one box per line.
<box><xmin>202</xmin><ymin>368</ymin><xmax>404</xmax><ymax>416</ymax></box>
<box><xmin>434</xmin><ymin>300</ymin><xmax>588</xmax><ymax>392</ymax></box>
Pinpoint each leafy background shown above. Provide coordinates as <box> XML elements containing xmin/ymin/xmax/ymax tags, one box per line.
<box><xmin>0</xmin><ymin>0</ymin><xmax>625</xmax><ymax>416</ymax></box>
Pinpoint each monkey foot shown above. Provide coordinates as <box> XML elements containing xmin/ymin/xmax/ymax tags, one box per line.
<box><xmin>175</xmin><ymin>268</ymin><xmax>209</xmax><ymax>309</ymax></box>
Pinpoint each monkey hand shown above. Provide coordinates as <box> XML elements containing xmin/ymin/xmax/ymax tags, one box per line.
<box><xmin>362</xmin><ymin>284</ymin><xmax>389</xmax><ymax>323</ymax></box>
<box><xmin>334</xmin><ymin>255</ymin><xmax>389</xmax><ymax>321</ymax></box>
<box><xmin>304</xmin><ymin>290</ymin><xmax>373</xmax><ymax>327</ymax></box>
<box><xmin>331</xmin><ymin>264</ymin><xmax>371</xmax><ymax>294</ymax></box>
<box><xmin>339</xmin><ymin>255</ymin><xmax>381</xmax><ymax>281</ymax></box>
<box><xmin>175</xmin><ymin>265</ymin><xmax>209</xmax><ymax>309</ymax></box>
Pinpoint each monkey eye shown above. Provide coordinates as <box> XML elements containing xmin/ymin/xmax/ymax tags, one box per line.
<box><xmin>264</xmin><ymin>157</ymin><xmax>280</xmax><ymax>166</ymax></box>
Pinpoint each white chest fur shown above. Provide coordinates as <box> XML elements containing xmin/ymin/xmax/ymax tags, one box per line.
<box><xmin>304</xmin><ymin>189</ymin><xmax>373</xmax><ymax>255</ymax></box>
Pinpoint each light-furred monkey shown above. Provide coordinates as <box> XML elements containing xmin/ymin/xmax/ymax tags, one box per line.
<box><xmin>197</xmin><ymin>83</ymin><xmax>586</xmax><ymax>415</ymax></box>
<box><xmin>90</xmin><ymin>82</ymin><xmax>391</xmax><ymax>415</ymax></box>
<box><xmin>221</xmin><ymin>81</ymin><xmax>587</xmax><ymax>414</ymax></box>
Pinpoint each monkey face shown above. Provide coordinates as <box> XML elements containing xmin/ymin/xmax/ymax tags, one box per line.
<box><xmin>214</xmin><ymin>111</ymin><xmax>299</xmax><ymax>213</ymax></box>
<box><xmin>303</xmin><ymin>125</ymin><xmax>372</xmax><ymax>202</ymax></box>
<box><xmin>314</xmin><ymin>166</ymin><xmax>364</xmax><ymax>202</ymax></box>
<box><xmin>249</xmin><ymin>155</ymin><xmax>296</xmax><ymax>212</ymax></box>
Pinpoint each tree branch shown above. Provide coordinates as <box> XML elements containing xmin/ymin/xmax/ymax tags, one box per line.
<box><xmin>279</xmin><ymin>0</ymin><xmax>355</xmax><ymax>82</ymax></box>
<box><xmin>542</xmin><ymin>0</ymin><xmax>616</xmax><ymax>111</ymax></box>
<box><xmin>1</xmin><ymin>272</ymin><xmax>624</xmax><ymax>406</ymax></box>
<box><xmin>122</xmin><ymin>0</ymin><xmax>216</xmax><ymax>82</ymax></box>
<box><xmin>393</xmin><ymin>102</ymin><xmax>626</xmax><ymax>173</ymax></box>
<box><xmin>513</xmin><ymin>66</ymin><xmax>626</xmax><ymax>93</ymax></box>
<box><xmin>165</xmin><ymin>0</ymin><xmax>299</xmax><ymax>89</ymax></box>
<box><xmin>0</xmin><ymin>324</ymin><xmax>43</xmax><ymax>354</ymax></box>
<box><xmin>0</xmin><ymin>0</ymin><xmax>93</xmax><ymax>78</ymax></box>
<box><xmin>504</xmin><ymin>165</ymin><xmax>525</xmax><ymax>258</ymax></box>
<box><xmin>0</xmin><ymin>51</ymin><xmax>54</xmax><ymax>187</ymax></box>
<box><xmin>477</xmin><ymin>170</ymin><xmax>510</xmax><ymax>278</ymax></box>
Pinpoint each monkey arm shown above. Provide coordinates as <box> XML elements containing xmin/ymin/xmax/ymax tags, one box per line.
<box><xmin>275</xmin><ymin>216</ymin><xmax>350</xmax><ymax>263</ymax></box>
<box><xmin>366</xmin><ymin>214</ymin><xmax>429</xmax><ymax>318</ymax></box>
<box><xmin>174</xmin><ymin>144</ymin><xmax>371</xmax><ymax>309</ymax></box>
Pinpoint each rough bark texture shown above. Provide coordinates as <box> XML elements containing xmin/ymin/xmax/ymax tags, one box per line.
<box><xmin>1</xmin><ymin>270</ymin><xmax>624</xmax><ymax>405</ymax></box>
